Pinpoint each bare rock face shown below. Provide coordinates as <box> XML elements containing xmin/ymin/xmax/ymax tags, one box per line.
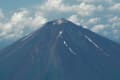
<box><xmin>0</xmin><ymin>19</ymin><xmax>120</xmax><ymax>80</ymax></box>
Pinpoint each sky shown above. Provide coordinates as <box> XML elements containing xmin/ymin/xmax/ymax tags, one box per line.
<box><xmin>0</xmin><ymin>0</ymin><xmax>120</xmax><ymax>48</ymax></box>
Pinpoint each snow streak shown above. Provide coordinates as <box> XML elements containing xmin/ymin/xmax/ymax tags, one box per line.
<box><xmin>84</xmin><ymin>35</ymin><xmax>110</xmax><ymax>56</ymax></box>
<box><xmin>84</xmin><ymin>35</ymin><xmax>99</xmax><ymax>48</ymax></box>
<box><xmin>63</xmin><ymin>39</ymin><xmax>77</xmax><ymax>56</ymax></box>
<box><xmin>68</xmin><ymin>47</ymin><xmax>77</xmax><ymax>55</ymax></box>
<box><xmin>64</xmin><ymin>40</ymin><xmax>68</xmax><ymax>47</ymax></box>
<box><xmin>56</xmin><ymin>30</ymin><xmax>77</xmax><ymax>56</ymax></box>
<box><xmin>53</xmin><ymin>19</ymin><xmax>66</xmax><ymax>25</ymax></box>
<box><xmin>21</xmin><ymin>33</ymin><xmax>33</xmax><ymax>41</ymax></box>
<box><xmin>56</xmin><ymin>30</ymin><xmax>63</xmax><ymax>39</ymax></box>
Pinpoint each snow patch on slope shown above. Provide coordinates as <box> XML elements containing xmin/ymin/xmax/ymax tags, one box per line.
<box><xmin>68</xmin><ymin>47</ymin><xmax>77</xmax><ymax>55</ymax></box>
<box><xmin>64</xmin><ymin>40</ymin><xmax>68</xmax><ymax>47</ymax></box>
<box><xmin>57</xmin><ymin>19</ymin><xmax>64</xmax><ymax>24</ymax></box>
<box><xmin>53</xmin><ymin>19</ymin><xmax>67</xmax><ymax>25</ymax></box>
<box><xmin>21</xmin><ymin>33</ymin><xmax>33</xmax><ymax>41</ymax></box>
<box><xmin>56</xmin><ymin>29</ymin><xmax>78</xmax><ymax>56</ymax></box>
<box><xmin>84</xmin><ymin>35</ymin><xmax>110</xmax><ymax>56</ymax></box>
<box><xmin>84</xmin><ymin>35</ymin><xmax>100</xmax><ymax>48</ymax></box>
<box><xmin>57</xmin><ymin>30</ymin><xmax>63</xmax><ymax>39</ymax></box>
<box><xmin>63</xmin><ymin>38</ymin><xmax>77</xmax><ymax>56</ymax></box>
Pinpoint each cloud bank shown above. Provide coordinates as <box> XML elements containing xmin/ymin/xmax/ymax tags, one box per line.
<box><xmin>0</xmin><ymin>0</ymin><xmax>120</xmax><ymax>48</ymax></box>
<box><xmin>0</xmin><ymin>9</ymin><xmax>47</xmax><ymax>40</ymax></box>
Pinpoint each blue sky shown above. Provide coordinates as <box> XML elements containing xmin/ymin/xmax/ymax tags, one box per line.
<box><xmin>0</xmin><ymin>0</ymin><xmax>43</xmax><ymax>10</ymax></box>
<box><xmin>0</xmin><ymin>0</ymin><xmax>120</xmax><ymax>48</ymax></box>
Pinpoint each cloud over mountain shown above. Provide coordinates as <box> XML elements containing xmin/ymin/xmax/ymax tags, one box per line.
<box><xmin>0</xmin><ymin>0</ymin><xmax>120</xmax><ymax>48</ymax></box>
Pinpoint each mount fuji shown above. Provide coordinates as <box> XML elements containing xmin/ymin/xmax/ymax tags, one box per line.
<box><xmin>0</xmin><ymin>19</ymin><xmax>120</xmax><ymax>80</ymax></box>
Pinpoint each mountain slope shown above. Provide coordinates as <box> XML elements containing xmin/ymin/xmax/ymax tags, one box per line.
<box><xmin>0</xmin><ymin>19</ymin><xmax>120</xmax><ymax>80</ymax></box>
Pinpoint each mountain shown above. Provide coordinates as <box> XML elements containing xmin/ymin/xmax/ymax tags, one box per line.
<box><xmin>0</xmin><ymin>19</ymin><xmax>120</xmax><ymax>80</ymax></box>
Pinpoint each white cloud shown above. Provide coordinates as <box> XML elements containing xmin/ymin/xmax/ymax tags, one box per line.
<box><xmin>92</xmin><ymin>24</ymin><xmax>106</xmax><ymax>32</ymax></box>
<box><xmin>90</xmin><ymin>23</ymin><xmax>120</xmax><ymax>43</ymax></box>
<box><xmin>77</xmin><ymin>0</ymin><xmax>96</xmax><ymax>3</ymax></box>
<box><xmin>77</xmin><ymin>0</ymin><xmax>113</xmax><ymax>3</ymax></box>
<box><xmin>74</xmin><ymin>3</ymin><xmax>97</xmax><ymax>16</ymax></box>
<box><xmin>86</xmin><ymin>17</ymin><xmax>100</xmax><ymax>25</ymax></box>
<box><xmin>38</xmin><ymin>0</ymin><xmax>104</xmax><ymax>17</ymax></box>
<box><xmin>110</xmin><ymin>3</ymin><xmax>120</xmax><ymax>11</ymax></box>
<box><xmin>108</xmin><ymin>16</ymin><xmax>120</xmax><ymax>29</ymax></box>
<box><xmin>10</xmin><ymin>9</ymin><xmax>29</xmax><ymax>25</ymax></box>
<box><xmin>40</xmin><ymin>0</ymin><xmax>71</xmax><ymax>12</ymax></box>
<box><xmin>68</xmin><ymin>15</ymin><xmax>80</xmax><ymax>25</ymax></box>
<box><xmin>109</xmin><ymin>16</ymin><xmax>120</xmax><ymax>23</ymax></box>
<box><xmin>0</xmin><ymin>9</ymin><xmax>47</xmax><ymax>40</ymax></box>
<box><xmin>41</xmin><ymin>0</ymin><xmax>61</xmax><ymax>11</ymax></box>
<box><xmin>0</xmin><ymin>0</ymin><xmax>120</xmax><ymax>45</ymax></box>
<box><xmin>0</xmin><ymin>9</ymin><xmax>4</xmax><ymax>19</ymax></box>
<box><xmin>30</xmin><ymin>15</ymin><xmax>47</xmax><ymax>28</ymax></box>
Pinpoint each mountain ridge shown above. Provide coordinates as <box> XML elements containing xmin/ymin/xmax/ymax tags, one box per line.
<box><xmin>0</xmin><ymin>19</ymin><xmax>120</xmax><ymax>80</ymax></box>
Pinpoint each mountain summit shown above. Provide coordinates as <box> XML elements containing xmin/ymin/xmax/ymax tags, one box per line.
<box><xmin>0</xmin><ymin>19</ymin><xmax>120</xmax><ymax>80</ymax></box>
